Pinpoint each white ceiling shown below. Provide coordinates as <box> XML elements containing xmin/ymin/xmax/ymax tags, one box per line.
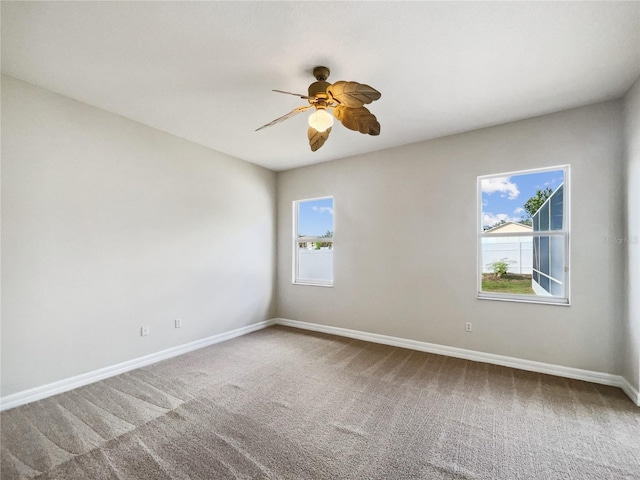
<box><xmin>2</xmin><ymin>2</ymin><xmax>639</xmax><ymax>171</ymax></box>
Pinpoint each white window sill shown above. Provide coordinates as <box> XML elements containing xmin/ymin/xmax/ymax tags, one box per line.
<box><xmin>477</xmin><ymin>292</ymin><xmax>570</xmax><ymax>306</ymax></box>
<box><xmin>293</xmin><ymin>280</ymin><xmax>333</xmax><ymax>287</ymax></box>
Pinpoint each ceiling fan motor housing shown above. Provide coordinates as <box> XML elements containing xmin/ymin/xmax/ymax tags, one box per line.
<box><xmin>308</xmin><ymin>66</ymin><xmax>331</xmax><ymax>99</ymax></box>
<box><xmin>308</xmin><ymin>80</ymin><xmax>331</xmax><ymax>99</ymax></box>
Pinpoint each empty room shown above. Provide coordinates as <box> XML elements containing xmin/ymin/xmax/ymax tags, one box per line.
<box><xmin>1</xmin><ymin>2</ymin><xmax>639</xmax><ymax>479</ymax></box>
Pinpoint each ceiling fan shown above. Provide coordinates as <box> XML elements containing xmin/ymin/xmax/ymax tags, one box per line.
<box><xmin>256</xmin><ymin>66</ymin><xmax>381</xmax><ymax>151</ymax></box>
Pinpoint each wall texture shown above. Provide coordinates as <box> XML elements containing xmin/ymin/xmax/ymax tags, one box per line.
<box><xmin>2</xmin><ymin>73</ymin><xmax>633</xmax><ymax>399</ymax></box>
<box><xmin>1</xmin><ymin>76</ymin><xmax>277</xmax><ymax>396</ymax></box>
<box><xmin>277</xmin><ymin>100</ymin><xmax>625</xmax><ymax>375</ymax></box>
<box><xmin>623</xmin><ymin>75</ymin><xmax>640</xmax><ymax>394</ymax></box>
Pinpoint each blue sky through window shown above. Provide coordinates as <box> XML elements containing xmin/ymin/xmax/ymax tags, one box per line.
<box><xmin>481</xmin><ymin>169</ymin><xmax>564</xmax><ymax>228</ymax></box>
<box><xmin>298</xmin><ymin>198</ymin><xmax>334</xmax><ymax>237</ymax></box>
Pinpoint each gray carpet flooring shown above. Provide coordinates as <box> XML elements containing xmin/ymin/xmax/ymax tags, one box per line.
<box><xmin>1</xmin><ymin>325</ymin><xmax>639</xmax><ymax>479</ymax></box>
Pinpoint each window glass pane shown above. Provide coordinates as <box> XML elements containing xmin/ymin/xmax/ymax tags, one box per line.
<box><xmin>550</xmin><ymin>235</ymin><xmax>564</xmax><ymax>283</ymax></box>
<box><xmin>539</xmin><ymin>203</ymin><xmax>549</xmax><ymax>231</ymax></box>
<box><xmin>531</xmin><ymin>235</ymin><xmax>566</xmax><ymax>297</ymax></box>
<box><xmin>295</xmin><ymin>197</ymin><xmax>333</xmax><ymax>284</ymax></box>
<box><xmin>532</xmin><ymin>237</ymin><xmax>539</xmax><ymax>271</ymax></box>
<box><xmin>550</xmin><ymin>185</ymin><xmax>564</xmax><ymax>230</ymax></box>
<box><xmin>550</xmin><ymin>279</ymin><xmax>564</xmax><ymax>297</ymax></box>
<box><xmin>539</xmin><ymin>273</ymin><xmax>550</xmax><ymax>292</ymax></box>
<box><xmin>539</xmin><ymin>236</ymin><xmax>550</xmax><ymax>277</ymax></box>
<box><xmin>479</xmin><ymin>166</ymin><xmax>568</xmax><ymax>303</ymax></box>
<box><xmin>481</xmin><ymin>236</ymin><xmax>534</xmax><ymax>295</ymax></box>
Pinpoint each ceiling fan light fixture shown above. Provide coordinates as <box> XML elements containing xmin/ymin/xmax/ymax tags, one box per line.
<box><xmin>308</xmin><ymin>108</ymin><xmax>333</xmax><ymax>133</ymax></box>
<box><xmin>256</xmin><ymin>66</ymin><xmax>381</xmax><ymax>151</ymax></box>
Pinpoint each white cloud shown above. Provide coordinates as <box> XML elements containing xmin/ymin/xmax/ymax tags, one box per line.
<box><xmin>481</xmin><ymin>177</ymin><xmax>520</xmax><ymax>200</ymax></box>
<box><xmin>483</xmin><ymin>212</ymin><xmax>521</xmax><ymax>227</ymax></box>
<box><xmin>514</xmin><ymin>207</ymin><xmax>525</xmax><ymax>215</ymax></box>
<box><xmin>312</xmin><ymin>206</ymin><xmax>333</xmax><ymax>215</ymax></box>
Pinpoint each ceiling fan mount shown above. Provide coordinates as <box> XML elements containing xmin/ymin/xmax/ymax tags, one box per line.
<box><xmin>256</xmin><ymin>66</ymin><xmax>382</xmax><ymax>152</ymax></box>
<box><xmin>312</xmin><ymin>66</ymin><xmax>330</xmax><ymax>81</ymax></box>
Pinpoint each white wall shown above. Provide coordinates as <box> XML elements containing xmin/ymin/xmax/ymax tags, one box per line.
<box><xmin>1</xmin><ymin>76</ymin><xmax>277</xmax><ymax>396</ymax></box>
<box><xmin>2</xmin><ymin>73</ymin><xmax>633</xmax><ymax>399</ymax></box>
<box><xmin>277</xmin><ymin>100</ymin><xmax>625</xmax><ymax>375</ymax></box>
<box><xmin>623</xmin><ymin>75</ymin><xmax>640</xmax><ymax>395</ymax></box>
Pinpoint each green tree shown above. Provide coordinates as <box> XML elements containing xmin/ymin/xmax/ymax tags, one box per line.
<box><xmin>522</xmin><ymin>187</ymin><xmax>553</xmax><ymax>219</ymax></box>
<box><xmin>319</xmin><ymin>230</ymin><xmax>333</xmax><ymax>248</ymax></box>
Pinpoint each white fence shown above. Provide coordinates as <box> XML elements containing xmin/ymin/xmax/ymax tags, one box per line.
<box><xmin>298</xmin><ymin>249</ymin><xmax>333</xmax><ymax>282</ymax></box>
<box><xmin>297</xmin><ymin>241</ymin><xmax>530</xmax><ymax>279</ymax></box>
<box><xmin>481</xmin><ymin>237</ymin><xmax>533</xmax><ymax>274</ymax></box>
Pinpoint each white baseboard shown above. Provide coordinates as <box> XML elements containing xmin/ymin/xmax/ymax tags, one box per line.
<box><xmin>4</xmin><ymin>317</ymin><xmax>638</xmax><ymax>411</ymax></box>
<box><xmin>621</xmin><ymin>377</ymin><xmax>640</xmax><ymax>406</ymax></box>
<box><xmin>0</xmin><ymin>319</ymin><xmax>276</xmax><ymax>412</ymax></box>
<box><xmin>274</xmin><ymin>318</ymin><xmax>638</xmax><ymax>405</ymax></box>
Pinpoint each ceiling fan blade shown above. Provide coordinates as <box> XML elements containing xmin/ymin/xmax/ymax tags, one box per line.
<box><xmin>308</xmin><ymin>126</ymin><xmax>332</xmax><ymax>152</ymax></box>
<box><xmin>255</xmin><ymin>105</ymin><xmax>313</xmax><ymax>131</ymax></box>
<box><xmin>333</xmin><ymin>106</ymin><xmax>380</xmax><ymax>136</ymax></box>
<box><xmin>327</xmin><ymin>81</ymin><xmax>381</xmax><ymax>108</ymax></box>
<box><xmin>273</xmin><ymin>89</ymin><xmax>313</xmax><ymax>100</ymax></box>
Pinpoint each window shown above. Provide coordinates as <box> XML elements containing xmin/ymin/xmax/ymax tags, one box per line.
<box><xmin>293</xmin><ymin>196</ymin><xmax>334</xmax><ymax>286</ymax></box>
<box><xmin>478</xmin><ymin>166</ymin><xmax>569</xmax><ymax>305</ymax></box>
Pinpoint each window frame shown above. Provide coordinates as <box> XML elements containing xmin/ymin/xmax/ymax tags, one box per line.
<box><xmin>292</xmin><ymin>196</ymin><xmax>334</xmax><ymax>287</ymax></box>
<box><xmin>477</xmin><ymin>165</ymin><xmax>570</xmax><ymax>306</ymax></box>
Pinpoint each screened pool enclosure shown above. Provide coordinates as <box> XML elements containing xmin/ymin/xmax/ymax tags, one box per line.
<box><xmin>532</xmin><ymin>184</ymin><xmax>565</xmax><ymax>297</ymax></box>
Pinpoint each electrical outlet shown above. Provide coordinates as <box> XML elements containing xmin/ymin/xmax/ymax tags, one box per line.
<box><xmin>141</xmin><ymin>326</ymin><xmax>150</xmax><ymax>336</ymax></box>
<box><xmin>175</xmin><ymin>318</ymin><xmax>183</xmax><ymax>328</ymax></box>
<box><xmin>465</xmin><ymin>322</ymin><xmax>473</xmax><ymax>332</ymax></box>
